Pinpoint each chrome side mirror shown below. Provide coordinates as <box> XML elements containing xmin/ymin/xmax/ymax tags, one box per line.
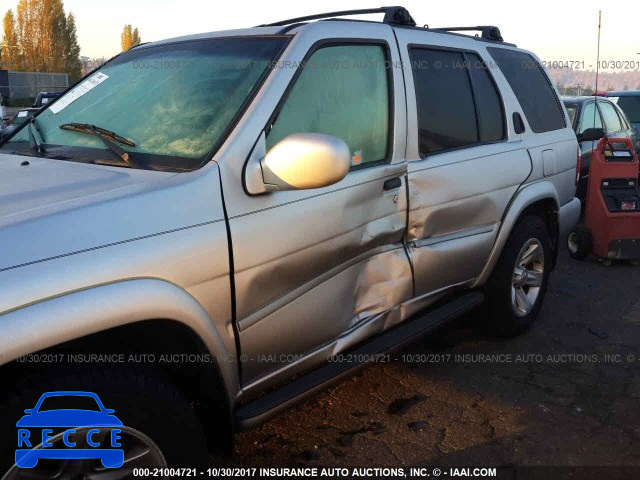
<box><xmin>245</xmin><ymin>133</ymin><xmax>350</xmax><ymax>194</ymax></box>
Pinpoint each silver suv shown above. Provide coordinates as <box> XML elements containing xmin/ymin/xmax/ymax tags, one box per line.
<box><xmin>0</xmin><ymin>7</ymin><xmax>580</xmax><ymax>471</ymax></box>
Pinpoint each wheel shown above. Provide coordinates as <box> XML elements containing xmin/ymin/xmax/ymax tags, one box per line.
<box><xmin>567</xmin><ymin>225</ymin><xmax>592</xmax><ymax>260</ymax></box>
<box><xmin>483</xmin><ymin>215</ymin><xmax>552</xmax><ymax>337</ymax></box>
<box><xmin>0</xmin><ymin>367</ymin><xmax>209</xmax><ymax>479</ymax></box>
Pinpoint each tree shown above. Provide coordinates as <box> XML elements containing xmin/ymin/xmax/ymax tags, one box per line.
<box><xmin>121</xmin><ymin>24</ymin><xmax>141</xmax><ymax>51</ymax></box>
<box><xmin>63</xmin><ymin>12</ymin><xmax>81</xmax><ymax>81</ymax></box>
<box><xmin>1</xmin><ymin>10</ymin><xmax>24</xmax><ymax>70</ymax></box>
<box><xmin>3</xmin><ymin>1</ymin><xmax>81</xmax><ymax>80</ymax></box>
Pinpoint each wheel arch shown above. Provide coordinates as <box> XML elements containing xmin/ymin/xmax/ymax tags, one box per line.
<box><xmin>0</xmin><ymin>278</ymin><xmax>239</xmax><ymax>455</ymax></box>
<box><xmin>474</xmin><ymin>181</ymin><xmax>560</xmax><ymax>287</ymax></box>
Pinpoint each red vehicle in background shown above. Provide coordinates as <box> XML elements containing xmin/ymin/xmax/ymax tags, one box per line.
<box><xmin>568</xmin><ymin>133</ymin><xmax>640</xmax><ymax>264</ymax></box>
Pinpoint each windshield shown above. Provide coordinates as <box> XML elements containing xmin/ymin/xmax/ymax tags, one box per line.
<box><xmin>12</xmin><ymin>111</ymin><xmax>33</xmax><ymax>126</ymax></box>
<box><xmin>1</xmin><ymin>36</ymin><xmax>288</xmax><ymax>171</ymax></box>
<box><xmin>37</xmin><ymin>395</ymin><xmax>102</xmax><ymax>412</ymax></box>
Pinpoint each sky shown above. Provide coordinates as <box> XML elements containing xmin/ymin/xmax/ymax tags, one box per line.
<box><xmin>2</xmin><ymin>0</ymin><xmax>639</xmax><ymax>69</ymax></box>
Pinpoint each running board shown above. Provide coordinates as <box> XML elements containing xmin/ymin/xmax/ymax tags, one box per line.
<box><xmin>234</xmin><ymin>291</ymin><xmax>484</xmax><ymax>431</ymax></box>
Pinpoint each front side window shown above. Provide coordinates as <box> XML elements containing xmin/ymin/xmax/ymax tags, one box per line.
<box><xmin>487</xmin><ymin>47</ymin><xmax>566</xmax><ymax>133</ymax></box>
<box><xmin>267</xmin><ymin>45</ymin><xmax>390</xmax><ymax>168</ymax></box>
<box><xmin>1</xmin><ymin>37</ymin><xmax>289</xmax><ymax>171</ymax></box>
<box><xmin>578</xmin><ymin>102</ymin><xmax>603</xmax><ymax>135</ymax></box>
<box><xmin>410</xmin><ymin>49</ymin><xmax>478</xmax><ymax>155</ymax></box>
<box><xmin>599</xmin><ymin>102</ymin><xmax>624</xmax><ymax>133</ymax></box>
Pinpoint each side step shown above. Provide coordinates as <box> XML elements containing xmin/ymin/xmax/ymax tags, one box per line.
<box><xmin>234</xmin><ymin>291</ymin><xmax>484</xmax><ymax>431</ymax></box>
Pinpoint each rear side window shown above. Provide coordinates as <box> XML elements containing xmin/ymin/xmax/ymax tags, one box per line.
<box><xmin>487</xmin><ymin>47</ymin><xmax>565</xmax><ymax>133</ymax></box>
<box><xmin>466</xmin><ymin>53</ymin><xmax>505</xmax><ymax>142</ymax></box>
<box><xmin>599</xmin><ymin>102</ymin><xmax>624</xmax><ymax>133</ymax></box>
<box><xmin>409</xmin><ymin>48</ymin><xmax>478</xmax><ymax>155</ymax></box>
<box><xmin>612</xmin><ymin>96</ymin><xmax>640</xmax><ymax>123</ymax></box>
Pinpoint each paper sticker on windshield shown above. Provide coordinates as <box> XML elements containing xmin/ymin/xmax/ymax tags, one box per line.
<box><xmin>50</xmin><ymin>72</ymin><xmax>109</xmax><ymax>114</ymax></box>
<box><xmin>17</xmin><ymin>111</ymin><xmax>28</xmax><ymax>117</ymax></box>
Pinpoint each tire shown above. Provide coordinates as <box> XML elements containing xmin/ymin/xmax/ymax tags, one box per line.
<box><xmin>0</xmin><ymin>367</ymin><xmax>209</xmax><ymax>478</ymax></box>
<box><xmin>483</xmin><ymin>215</ymin><xmax>552</xmax><ymax>337</ymax></box>
<box><xmin>567</xmin><ymin>224</ymin><xmax>592</xmax><ymax>260</ymax></box>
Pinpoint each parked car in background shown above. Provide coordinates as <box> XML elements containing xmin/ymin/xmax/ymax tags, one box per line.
<box><xmin>0</xmin><ymin>6</ymin><xmax>580</xmax><ymax>471</ymax></box>
<box><xmin>562</xmin><ymin>96</ymin><xmax>638</xmax><ymax>201</ymax></box>
<box><xmin>606</xmin><ymin>90</ymin><xmax>640</xmax><ymax>132</ymax></box>
<box><xmin>0</xmin><ymin>108</ymin><xmax>39</xmax><ymax>141</ymax></box>
<box><xmin>33</xmin><ymin>92</ymin><xmax>61</xmax><ymax>109</ymax></box>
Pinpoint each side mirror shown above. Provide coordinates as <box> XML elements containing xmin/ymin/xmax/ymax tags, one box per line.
<box><xmin>577</xmin><ymin>127</ymin><xmax>605</xmax><ymax>143</ymax></box>
<box><xmin>260</xmin><ymin>133</ymin><xmax>350</xmax><ymax>191</ymax></box>
<box><xmin>23</xmin><ymin>409</ymin><xmax>33</xmax><ymax>414</ymax></box>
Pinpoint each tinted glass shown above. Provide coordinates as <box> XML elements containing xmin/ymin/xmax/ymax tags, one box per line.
<box><xmin>599</xmin><ymin>102</ymin><xmax>624</xmax><ymax>133</ymax></box>
<box><xmin>614</xmin><ymin>105</ymin><xmax>630</xmax><ymax>129</ymax></box>
<box><xmin>613</xmin><ymin>96</ymin><xmax>640</xmax><ymax>123</ymax></box>
<box><xmin>410</xmin><ymin>48</ymin><xmax>478</xmax><ymax>155</ymax></box>
<box><xmin>565</xmin><ymin>104</ymin><xmax>578</xmax><ymax>127</ymax></box>
<box><xmin>578</xmin><ymin>102</ymin><xmax>603</xmax><ymax>134</ymax></box>
<box><xmin>487</xmin><ymin>48</ymin><xmax>565</xmax><ymax>133</ymax></box>
<box><xmin>2</xmin><ymin>37</ymin><xmax>288</xmax><ymax>171</ymax></box>
<box><xmin>467</xmin><ymin>53</ymin><xmax>504</xmax><ymax>142</ymax></box>
<box><xmin>267</xmin><ymin>45</ymin><xmax>389</xmax><ymax>168</ymax></box>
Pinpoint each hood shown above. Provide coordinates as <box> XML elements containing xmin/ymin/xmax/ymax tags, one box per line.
<box><xmin>0</xmin><ymin>154</ymin><xmax>173</xmax><ymax>227</ymax></box>
<box><xmin>0</xmin><ymin>153</ymin><xmax>221</xmax><ymax>272</ymax></box>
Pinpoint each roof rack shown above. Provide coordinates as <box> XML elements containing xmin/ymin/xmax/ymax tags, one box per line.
<box><xmin>259</xmin><ymin>6</ymin><xmax>416</xmax><ymax>27</ymax></box>
<box><xmin>430</xmin><ymin>26</ymin><xmax>503</xmax><ymax>42</ymax></box>
<box><xmin>259</xmin><ymin>7</ymin><xmax>506</xmax><ymax>44</ymax></box>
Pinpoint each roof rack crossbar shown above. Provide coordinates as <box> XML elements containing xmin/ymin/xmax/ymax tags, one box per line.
<box><xmin>259</xmin><ymin>6</ymin><xmax>416</xmax><ymax>27</ymax></box>
<box><xmin>431</xmin><ymin>26</ymin><xmax>503</xmax><ymax>42</ymax></box>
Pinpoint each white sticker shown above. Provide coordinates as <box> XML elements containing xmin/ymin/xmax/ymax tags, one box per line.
<box><xmin>50</xmin><ymin>72</ymin><xmax>109</xmax><ymax>114</ymax></box>
<box><xmin>17</xmin><ymin>111</ymin><xmax>28</xmax><ymax>117</ymax></box>
<box><xmin>41</xmin><ymin>97</ymin><xmax>50</xmax><ymax>104</ymax></box>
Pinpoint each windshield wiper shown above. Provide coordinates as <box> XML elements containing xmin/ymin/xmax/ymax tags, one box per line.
<box><xmin>59</xmin><ymin>123</ymin><xmax>136</xmax><ymax>168</ymax></box>
<box><xmin>27</xmin><ymin>116</ymin><xmax>45</xmax><ymax>155</ymax></box>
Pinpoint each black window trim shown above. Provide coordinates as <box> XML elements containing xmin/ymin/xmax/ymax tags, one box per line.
<box><xmin>407</xmin><ymin>43</ymin><xmax>507</xmax><ymax>159</ymax></box>
<box><xmin>262</xmin><ymin>38</ymin><xmax>396</xmax><ymax>172</ymax></box>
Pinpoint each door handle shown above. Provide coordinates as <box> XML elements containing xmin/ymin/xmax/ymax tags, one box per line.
<box><xmin>383</xmin><ymin>177</ymin><xmax>402</xmax><ymax>191</ymax></box>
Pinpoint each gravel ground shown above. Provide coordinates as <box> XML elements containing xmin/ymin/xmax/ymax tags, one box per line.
<box><xmin>223</xmin><ymin>249</ymin><xmax>640</xmax><ymax>471</ymax></box>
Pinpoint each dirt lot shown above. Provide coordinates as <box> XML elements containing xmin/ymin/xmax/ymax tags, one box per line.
<box><xmin>224</xmin><ymin>249</ymin><xmax>640</xmax><ymax>471</ymax></box>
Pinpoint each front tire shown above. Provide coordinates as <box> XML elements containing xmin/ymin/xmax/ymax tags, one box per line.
<box><xmin>483</xmin><ymin>215</ymin><xmax>552</xmax><ymax>337</ymax></box>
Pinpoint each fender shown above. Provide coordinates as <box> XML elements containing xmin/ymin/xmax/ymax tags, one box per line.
<box><xmin>0</xmin><ymin>278</ymin><xmax>240</xmax><ymax>403</ymax></box>
<box><xmin>473</xmin><ymin>181</ymin><xmax>559</xmax><ymax>288</ymax></box>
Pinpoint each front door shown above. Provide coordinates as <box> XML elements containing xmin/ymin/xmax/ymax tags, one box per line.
<box><xmin>219</xmin><ymin>25</ymin><xmax>412</xmax><ymax>389</ymax></box>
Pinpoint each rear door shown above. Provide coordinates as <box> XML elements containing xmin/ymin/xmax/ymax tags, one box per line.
<box><xmin>394</xmin><ymin>30</ymin><xmax>532</xmax><ymax>300</ymax></box>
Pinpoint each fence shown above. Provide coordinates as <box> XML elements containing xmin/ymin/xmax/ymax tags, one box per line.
<box><xmin>0</xmin><ymin>70</ymin><xmax>69</xmax><ymax>101</ymax></box>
